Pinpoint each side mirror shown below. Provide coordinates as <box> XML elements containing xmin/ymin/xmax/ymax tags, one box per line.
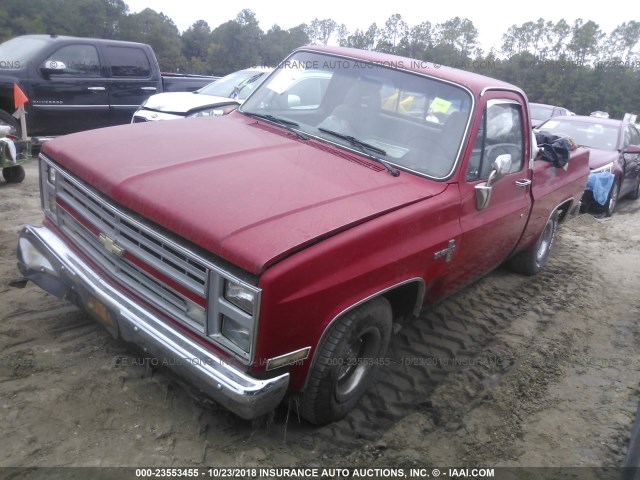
<box><xmin>40</xmin><ymin>60</ymin><xmax>67</xmax><ymax>76</ymax></box>
<box><xmin>475</xmin><ymin>154</ymin><xmax>512</xmax><ymax>210</ymax></box>
<box><xmin>287</xmin><ymin>94</ymin><xmax>301</xmax><ymax>107</ymax></box>
<box><xmin>488</xmin><ymin>154</ymin><xmax>512</xmax><ymax>184</ymax></box>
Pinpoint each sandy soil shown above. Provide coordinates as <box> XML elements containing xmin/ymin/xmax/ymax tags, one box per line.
<box><xmin>1</xmin><ymin>159</ymin><xmax>639</xmax><ymax>468</ymax></box>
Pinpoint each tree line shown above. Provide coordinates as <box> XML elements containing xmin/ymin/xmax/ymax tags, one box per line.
<box><xmin>1</xmin><ymin>0</ymin><xmax>639</xmax><ymax>118</ymax></box>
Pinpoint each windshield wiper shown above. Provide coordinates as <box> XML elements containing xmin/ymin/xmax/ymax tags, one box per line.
<box><xmin>318</xmin><ymin>128</ymin><xmax>399</xmax><ymax>177</ymax></box>
<box><xmin>242</xmin><ymin>111</ymin><xmax>309</xmax><ymax>140</ymax></box>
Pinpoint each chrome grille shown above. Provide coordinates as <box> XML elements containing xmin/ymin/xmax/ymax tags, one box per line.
<box><xmin>54</xmin><ymin>167</ymin><xmax>209</xmax><ymax>330</ymax></box>
<box><xmin>40</xmin><ymin>155</ymin><xmax>262</xmax><ymax>363</ymax></box>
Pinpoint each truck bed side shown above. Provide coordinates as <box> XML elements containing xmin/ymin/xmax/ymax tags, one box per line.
<box><xmin>513</xmin><ymin>147</ymin><xmax>590</xmax><ymax>254</ymax></box>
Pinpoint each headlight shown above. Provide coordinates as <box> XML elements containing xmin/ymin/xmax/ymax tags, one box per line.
<box><xmin>47</xmin><ymin>165</ymin><xmax>57</xmax><ymax>184</ymax></box>
<box><xmin>187</xmin><ymin>105</ymin><xmax>238</xmax><ymax>118</ymax></box>
<box><xmin>221</xmin><ymin>315</ymin><xmax>252</xmax><ymax>352</ymax></box>
<box><xmin>592</xmin><ymin>162</ymin><xmax>614</xmax><ymax>174</ymax></box>
<box><xmin>224</xmin><ymin>280</ymin><xmax>256</xmax><ymax>314</ymax></box>
<box><xmin>219</xmin><ymin>278</ymin><xmax>259</xmax><ymax>358</ymax></box>
<box><xmin>42</xmin><ymin>161</ymin><xmax>58</xmax><ymax>220</ymax></box>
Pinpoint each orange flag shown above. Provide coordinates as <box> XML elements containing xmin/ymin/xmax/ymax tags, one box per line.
<box><xmin>14</xmin><ymin>83</ymin><xmax>28</xmax><ymax>109</ymax></box>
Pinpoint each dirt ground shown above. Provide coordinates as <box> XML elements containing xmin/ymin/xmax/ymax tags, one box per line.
<box><xmin>1</xmin><ymin>159</ymin><xmax>640</xmax><ymax>469</ymax></box>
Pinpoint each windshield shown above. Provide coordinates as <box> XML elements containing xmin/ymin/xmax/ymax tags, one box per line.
<box><xmin>199</xmin><ymin>69</ymin><xmax>270</xmax><ymax>100</ymax></box>
<box><xmin>530</xmin><ymin>104</ymin><xmax>554</xmax><ymax>120</ymax></box>
<box><xmin>0</xmin><ymin>36</ymin><xmax>49</xmax><ymax>68</ymax></box>
<box><xmin>539</xmin><ymin>119</ymin><xmax>620</xmax><ymax>151</ymax></box>
<box><xmin>240</xmin><ymin>51</ymin><xmax>473</xmax><ymax>179</ymax></box>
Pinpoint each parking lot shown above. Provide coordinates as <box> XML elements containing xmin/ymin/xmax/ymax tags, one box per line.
<box><xmin>1</xmin><ymin>159</ymin><xmax>640</xmax><ymax>467</ymax></box>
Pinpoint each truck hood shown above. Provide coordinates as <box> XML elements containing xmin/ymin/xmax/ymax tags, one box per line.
<box><xmin>43</xmin><ymin>114</ymin><xmax>447</xmax><ymax>274</ymax></box>
<box><xmin>142</xmin><ymin>91</ymin><xmax>238</xmax><ymax>114</ymax></box>
<box><xmin>586</xmin><ymin>148</ymin><xmax>618</xmax><ymax>170</ymax></box>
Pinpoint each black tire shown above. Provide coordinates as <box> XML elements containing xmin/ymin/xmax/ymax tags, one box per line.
<box><xmin>0</xmin><ymin>110</ymin><xmax>20</xmax><ymax>137</ymax></box>
<box><xmin>506</xmin><ymin>213</ymin><xmax>558</xmax><ymax>276</ymax></box>
<box><xmin>605</xmin><ymin>179</ymin><xmax>619</xmax><ymax>217</ymax></box>
<box><xmin>627</xmin><ymin>177</ymin><xmax>640</xmax><ymax>200</ymax></box>
<box><xmin>2</xmin><ymin>166</ymin><xmax>25</xmax><ymax>183</ymax></box>
<box><xmin>301</xmin><ymin>297</ymin><xmax>393</xmax><ymax>425</ymax></box>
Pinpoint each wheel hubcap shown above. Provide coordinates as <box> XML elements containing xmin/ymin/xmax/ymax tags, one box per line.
<box><xmin>335</xmin><ymin>328</ymin><xmax>381</xmax><ymax>403</ymax></box>
<box><xmin>536</xmin><ymin>220</ymin><xmax>554</xmax><ymax>264</ymax></box>
<box><xmin>609</xmin><ymin>183</ymin><xmax>619</xmax><ymax>213</ymax></box>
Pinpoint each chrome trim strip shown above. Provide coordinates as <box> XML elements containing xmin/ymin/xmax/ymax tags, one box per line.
<box><xmin>15</xmin><ymin>225</ymin><xmax>287</xmax><ymax>420</ymax></box>
<box><xmin>480</xmin><ymin>86</ymin><xmax>526</xmax><ymax>97</ymax></box>
<box><xmin>553</xmin><ymin>196</ymin><xmax>576</xmax><ymax>224</ymax></box>
<box><xmin>32</xmin><ymin>105</ymin><xmax>110</xmax><ymax>110</ymax></box>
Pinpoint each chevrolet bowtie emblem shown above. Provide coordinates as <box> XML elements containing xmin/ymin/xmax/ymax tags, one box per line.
<box><xmin>99</xmin><ymin>233</ymin><xmax>126</xmax><ymax>257</ymax></box>
<box><xmin>434</xmin><ymin>239</ymin><xmax>456</xmax><ymax>263</ymax></box>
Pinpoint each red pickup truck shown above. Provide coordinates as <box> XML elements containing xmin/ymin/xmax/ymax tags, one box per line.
<box><xmin>13</xmin><ymin>46</ymin><xmax>589</xmax><ymax>425</ymax></box>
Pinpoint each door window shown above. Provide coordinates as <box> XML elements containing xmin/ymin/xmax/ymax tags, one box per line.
<box><xmin>44</xmin><ymin>44</ymin><xmax>101</xmax><ymax>76</ymax></box>
<box><xmin>467</xmin><ymin>100</ymin><xmax>525</xmax><ymax>181</ymax></box>
<box><xmin>626</xmin><ymin>125</ymin><xmax>640</xmax><ymax>147</ymax></box>
<box><xmin>105</xmin><ymin>46</ymin><xmax>151</xmax><ymax>77</ymax></box>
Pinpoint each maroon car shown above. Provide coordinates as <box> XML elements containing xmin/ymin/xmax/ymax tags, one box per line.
<box><xmin>538</xmin><ymin>115</ymin><xmax>640</xmax><ymax>216</ymax></box>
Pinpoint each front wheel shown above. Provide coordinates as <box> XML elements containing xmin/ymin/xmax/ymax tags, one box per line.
<box><xmin>506</xmin><ymin>213</ymin><xmax>558</xmax><ymax>276</ymax></box>
<box><xmin>605</xmin><ymin>180</ymin><xmax>619</xmax><ymax>217</ymax></box>
<box><xmin>300</xmin><ymin>297</ymin><xmax>392</xmax><ymax>425</ymax></box>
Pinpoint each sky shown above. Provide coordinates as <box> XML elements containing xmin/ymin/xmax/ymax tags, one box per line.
<box><xmin>123</xmin><ymin>0</ymin><xmax>631</xmax><ymax>54</ymax></box>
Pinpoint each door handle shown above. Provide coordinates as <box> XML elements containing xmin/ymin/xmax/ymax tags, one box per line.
<box><xmin>515</xmin><ymin>179</ymin><xmax>532</xmax><ymax>187</ymax></box>
<box><xmin>141</xmin><ymin>86</ymin><xmax>157</xmax><ymax>91</ymax></box>
<box><xmin>87</xmin><ymin>86</ymin><xmax>105</xmax><ymax>92</ymax></box>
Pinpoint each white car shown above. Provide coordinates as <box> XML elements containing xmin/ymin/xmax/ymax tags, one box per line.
<box><xmin>132</xmin><ymin>67</ymin><xmax>273</xmax><ymax>123</ymax></box>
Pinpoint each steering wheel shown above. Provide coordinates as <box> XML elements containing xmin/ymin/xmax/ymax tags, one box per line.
<box><xmin>483</xmin><ymin>143</ymin><xmax>520</xmax><ymax>172</ymax></box>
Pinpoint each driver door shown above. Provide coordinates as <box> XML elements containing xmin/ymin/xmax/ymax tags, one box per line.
<box><xmin>30</xmin><ymin>43</ymin><xmax>109</xmax><ymax>135</ymax></box>
<box><xmin>452</xmin><ymin>96</ymin><xmax>533</xmax><ymax>287</ymax></box>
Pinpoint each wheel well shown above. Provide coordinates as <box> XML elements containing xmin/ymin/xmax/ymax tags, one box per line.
<box><xmin>381</xmin><ymin>280</ymin><xmax>424</xmax><ymax>319</ymax></box>
<box><xmin>302</xmin><ymin>279</ymin><xmax>424</xmax><ymax>393</ymax></box>
<box><xmin>556</xmin><ymin>198</ymin><xmax>574</xmax><ymax>224</ymax></box>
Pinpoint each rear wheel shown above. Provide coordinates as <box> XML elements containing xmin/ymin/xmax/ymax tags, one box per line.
<box><xmin>506</xmin><ymin>213</ymin><xmax>558</xmax><ymax>276</ymax></box>
<box><xmin>301</xmin><ymin>297</ymin><xmax>392</xmax><ymax>425</ymax></box>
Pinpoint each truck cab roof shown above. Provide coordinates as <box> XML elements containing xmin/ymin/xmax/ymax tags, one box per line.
<box><xmin>300</xmin><ymin>45</ymin><xmax>525</xmax><ymax>100</ymax></box>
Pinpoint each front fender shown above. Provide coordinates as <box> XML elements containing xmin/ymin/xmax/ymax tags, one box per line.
<box><xmin>254</xmin><ymin>185</ymin><xmax>462</xmax><ymax>391</ymax></box>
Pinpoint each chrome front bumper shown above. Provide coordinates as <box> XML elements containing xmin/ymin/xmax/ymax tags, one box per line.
<box><xmin>15</xmin><ymin>225</ymin><xmax>289</xmax><ymax>420</ymax></box>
